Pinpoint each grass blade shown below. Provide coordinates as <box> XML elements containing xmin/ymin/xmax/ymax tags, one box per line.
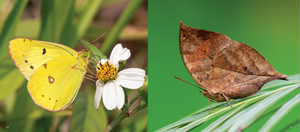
<box><xmin>156</xmin><ymin>74</ymin><xmax>299</xmax><ymax>131</ymax></box>
<box><xmin>259</xmin><ymin>94</ymin><xmax>300</xmax><ymax>132</ymax></box>
<box><xmin>71</xmin><ymin>92</ymin><xmax>88</xmax><ymax>132</ymax></box>
<box><xmin>76</xmin><ymin>0</ymin><xmax>104</xmax><ymax>39</ymax></box>
<box><xmin>228</xmin><ymin>84</ymin><xmax>300</xmax><ymax>131</ymax></box>
<box><xmin>101</xmin><ymin>0</ymin><xmax>145</xmax><ymax>54</ymax></box>
<box><xmin>0</xmin><ymin>0</ymin><xmax>29</xmax><ymax>60</ymax></box>
<box><xmin>202</xmin><ymin>102</ymin><xmax>249</xmax><ymax>132</ymax></box>
<box><xmin>262</xmin><ymin>74</ymin><xmax>299</xmax><ymax>90</ymax></box>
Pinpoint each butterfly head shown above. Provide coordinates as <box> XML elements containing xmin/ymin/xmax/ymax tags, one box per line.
<box><xmin>201</xmin><ymin>90</ymin><xmax>228</xmax><ymax>102</ymax></box>
<box><xmin>79</xmin><ymin>49</ymin><xmax>90</xmax><ymax>59</ymax></box>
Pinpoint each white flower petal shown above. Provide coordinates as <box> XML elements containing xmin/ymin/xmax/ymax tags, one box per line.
<box><xmin>114</xmin><ymin>81</ymin><xmax>125</xmax><ymax>109</ymax></box>
<box><xmin>116</xmin><ymin>68</ymin><xmax>146</xmax><ymax>89</ymax></box>
<box><xmin>100</xmin><ymin>59</ymin><xmax>108</xmax><ymax>65</ymax></box>
<box><xmin>94</xmin><ymin>81</ymin><xmax>104</xmax><ymax>109</ymax></box>
<box><xmin>109</xmin><ymin>43</ymin><xmax>131</xmax><ymax>66</ymax></box>
<box><xmin>103</xmin><ymin>81</ymin><xmax>117</xmax><ymax>110</ymax></box>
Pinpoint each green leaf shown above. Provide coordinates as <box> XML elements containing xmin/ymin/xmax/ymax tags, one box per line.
<box><xmin>0</xmin><ymin>59</ymin><xmax>25</xmax><ymax>100</ymax></box>
<box><xmin>76</xmin><ymin>0</ymin><xmax>104</xmax><ymax>39</ymax></box>
<box><xmin>202</xmin><ymin>102</ymin><xmax>249</xmax><ymax>132</ymax></box>
<box><xmin>80</xmin><ymin>39</ymin><xmax>106</xmax><ymax>63</ymax></box>
<box><xmin>0</xmin><ymin>0</ymin><xmax>29</xmax><ymax>60</ymax></box>
<box><xmin>71</xmin><ymin>92</ymin><xmax>88</xmax><ymax>132</ymax></box>
<box><xmin>259</xmin><ymin>94</ymin><xmax>300</xmax><ymax>132</ymax></box>
<box><xmin>39</xmin><ymin>0</ymin><xmax>54</xmax><ymax>41</ymax></box>
<box><xmin>262</xmin><ymin>74</ymin><xmax>299</xmax><ymax>90</ymax></box>
<box><xmin>71</xmin><ymin>90</ymin><xmax>107</xmax><ymax>132</ymax></box>
<box><xmin>101</xmin><ymin>0</ymin><xmax>146</xmax><ymax>54</ymax></box>
<box><xmin>0</xmin><ymin>126</ymin><xmax>5</xmax><ymax>132</ymax></box>
<box><xmin>34</xmin><ymin>117</ymin><xmax>53</xmax><ymax>132</ymax></box>
<box><xmin>156</xmin><ymin>74</ymin><xmax>300</xmax><ymax>131</ymax></box>
<box><xmin>39</xmin><ymin>0</ymin><xmax>76</xmax><ymax>47</ymax></box>
<box><xmin>83</xmin><ymin>88</ymin><xmax>108</xmax><ymax>132</ymax></box>
<box><xmin>228</xmin><ymin>84</ymin><xmax>299</xmax><ymax>131</ymax></box>
<box><xmin>7</xmin><ymin>82</ymin><xmax>39</xmax><ymax>132</ymax></box>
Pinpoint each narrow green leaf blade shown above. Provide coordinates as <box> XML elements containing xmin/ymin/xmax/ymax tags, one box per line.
<box><xmin>228</xmin><ymin>84</ymin><xmax>300</xmax><ymax>132</ymax></box>
<box><xmin>0</xmin><ymin>0</ymin><xmax>29</xmax><ymax>60</ymax></box>
<box><xmin>101</xmin><ymin>0</ymin><xmax>145</xmax><ymax>54</ymax></box>
<box><xmin>83</xmin><ymin>89</ymin><xmax>108</xmax><ymax>131</ymax></box>
<box><xmin>259</xmin><ymin>94</ymin><xmax>300</xmax><ymax>132</ymax></box>
<box><xmin>39</xmin><ymin>0</ymin><xmax>54</xmax><ymax>41</ymax></box>
<box><xmin>76</xmin><ymin>0</ymin><xmax>104</xmax><ymax>39</ymax></box>
<box><xmin>262</xmin><ymin>74</ymin><xmax>299</xmax><ymax>90</ymax></box>
<box><xmin>8</xmin><ymin>82</ymin><xmax>38</xmax><ymax>132</ymax></box>
<box><xmin>202</xmin><ymin>102</ymin><xmax>249</xmax><ymax>132</ymax></box>
<box><xmin>39</xmin><ymin>0</ymin><xmax>76</xmax><ymax>48</ymax></box>
<box><xmin>0</xmin><ymin>59</ymin><xmax>25</xmax><ymax>100</ymax></box>
<box><xmin>71</xmin><ymin>92</ymin><xmax>88</xmax><ymax>132</ymax></box>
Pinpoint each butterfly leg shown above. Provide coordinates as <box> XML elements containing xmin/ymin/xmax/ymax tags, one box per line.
<box><xmin>221</xmin><ymin>93</ymin><xmax>232</xmax><ymax>108</ymax></box>
<box><xmin>207</xmin><ymin>99</ymin><xmax>212</xmax><ymax>114</ymax></box>
<box><xmin>96</xmin><ymin>80</ymin><xmax>101</xmax><ymax>87</ymax></box>
<box><xmin>85</xmin><ymin>65</ymin><xmax>97</xmax><ymax>76</ymax></box>
<box><xmin>207</xmin><ymin>99</ymin><xmax>222</xmax><ymax>113</ymax></box>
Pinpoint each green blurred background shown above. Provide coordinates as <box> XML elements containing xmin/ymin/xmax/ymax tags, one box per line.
<box><xmin>0</xmin><ymin>0</ymin><xmax>148</xmax><ymax>131</ymax></box>
<box><xmin>149</xmin><ymin>0</ymin><xmax>299</xmax><ymax>131</ymax></box>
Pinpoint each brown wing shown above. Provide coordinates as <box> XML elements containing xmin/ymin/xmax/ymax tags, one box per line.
<box><xmin>209</xmin><ymin>38</ymin><xmax>287</xmax><ymax>98</ymax></box>
<box><xmin>179</xmin><ymin>21</ymin><xmax>231</xmax><ymax>91</ymax></box>
<box><xmin>179</xmin><ymin>21</ymin><xmax>288</xmax><ymax>102</ymax></box>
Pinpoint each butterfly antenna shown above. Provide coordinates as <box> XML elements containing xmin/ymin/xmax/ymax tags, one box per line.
<box><xmin>93</xmin><ymin>54</ymin><xmax>102</xmax><ymax>62</ymax></box>
<box><xmin>174</xmin><ymin>76</ymin><xmax>205</xmax><ymax>91</ymax></box>
<box><xmin>86</xmin><ymin>31</ymin><xmax>107</xmax><ymax>49</ymax></box>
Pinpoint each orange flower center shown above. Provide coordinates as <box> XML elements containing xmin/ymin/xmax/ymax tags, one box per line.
<box><xmin>96</xmin><ymin>60</ymin><xmax>117</xmax><ymax>82</ymax></box>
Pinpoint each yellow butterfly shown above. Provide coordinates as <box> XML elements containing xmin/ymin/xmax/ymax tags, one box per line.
<box><xmin>9</xmin><ymin>38</ymin><xmax>90</xmax><ymax>111</ymax></box>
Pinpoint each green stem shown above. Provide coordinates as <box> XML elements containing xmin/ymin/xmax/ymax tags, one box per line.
<box><xmin>100</xmin><ymin>0</ymin><xmax>145</xmax><ymax>54</ymax></box>
<box><xmin>103</xmin><ymin>110</ymin><xmax>128</xmax><ymax>132</ymax></box>
<box><xmin>131</xmin><ymin>103</ymin><xmax>148</xmax><ymax>116</ymax></box>
<box><xmin>128</xmin><ymin>92</ymin><xmax>141</xmax><ymax>107</ymax></box>
<box><xmin>104</xmin><ymin>91</ymin><xmax>144</xmax><ymax>131</ymax></box>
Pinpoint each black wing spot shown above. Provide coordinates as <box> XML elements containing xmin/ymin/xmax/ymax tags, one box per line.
<box><xmin>56</xmin><ymin>100</ymin><xmax>57</xmax><ymax>102</ymax></box>
<box><xmin>25</xmin><ymin>60</ymin><xmax>28</xmax><ymax>63</ymax></box>
<box><xmin>42</xmin><ymin>48</ymin><xmax>46</xmax><ymax>55</ymax></box>
<box><xmin>49</xmin><ymin>98</ymin><xmax>51</xmax><ymax>100</ymax></box>
<box><xmin>30</xmin><ymin>66</ymin><xmax>34</xmax><ymax>69</ymax></box>
<box><xmin>42</xmin><ymin>95</ymin><xmax>44</xmax><ymax>97</ymax></box>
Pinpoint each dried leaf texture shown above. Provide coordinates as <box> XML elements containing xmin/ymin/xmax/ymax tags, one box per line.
<box><xmin>179</xmin><ymin>21</ymin><xmax>287</xmax><ymax>102</ymax></box>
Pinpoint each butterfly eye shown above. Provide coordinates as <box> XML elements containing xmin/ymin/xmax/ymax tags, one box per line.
<box><xmin>203</xmin><ymin>90</ymin><xmax>210</xmax><ymax>95</ymax></box>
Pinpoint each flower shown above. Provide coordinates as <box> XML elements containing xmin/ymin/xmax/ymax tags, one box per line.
<box><xmin>94</xmin><ymin>43</ymin><xmax>146</xmax><ymax>110</ymax></box>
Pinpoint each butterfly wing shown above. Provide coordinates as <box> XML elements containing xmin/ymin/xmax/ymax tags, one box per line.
<box><xmin>27</xmin><ymin>55</ymin><xmax>87</xmax><ymax>111</ymax></box>
<box><xmin>179</xmin><ymin>21</ymin><xmax>231</xmax><ymax>91</ymax></box>
<box><xmin>9</xmin><ymin>38</ymin><xmax>79</xmax><ymax>80</ymax></box>
<box><xmin>180</xmin><ymin>21</ymin><xmax>287</xmax><ymax>101</ymax></box>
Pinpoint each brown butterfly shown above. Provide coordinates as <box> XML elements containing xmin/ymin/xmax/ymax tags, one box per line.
<box><xmin>179</xmin><ymin>21</ymin><xmax>288</xmax><ymax>113</ymax></box>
